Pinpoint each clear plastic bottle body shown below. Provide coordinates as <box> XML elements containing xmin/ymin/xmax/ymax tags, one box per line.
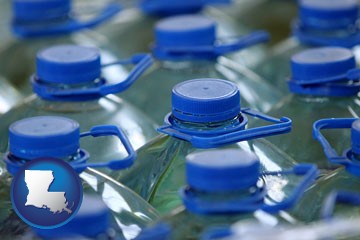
<box><xmin>251</xmin><ymin>94</ymin><xmax>360</xmax><ymax>170</ymax></box>
<box><xmin>0</xmin><ymin>155</ymin><xmax>159</xmax><ymax>239</ymax></box>
<box><xmin>161</xmin><ymin>207</ymin><xmax>292</xmax><ymax>240</ymax></box>
<box><xmin>212</xmin><ymin>0</ymin><xmax>297</xmax><ymax>46</ymax></box>
<box><xmin>0</xmin><ymin>0</ymin><xmax>12</xmax><ymax>49</ymax></box>
<box><xmin>0</xmin><ymin>0</ymin><xmax>27</xmax><ymax>114</ymax></box>
<box><xmin>0</xmin><ymin>76</ymin><xmax>23</xmax><ymax>115</ymax></box>
<box><xmin>96</xmin><ymin>9</ymin><xmax>159</xmax><ymax>58</ymax></box>
<box><xmin>119</xmin><ymin>58</ymin><xmax>282</xmax><ymax>125</ymax></box>
<box><xmin>112</xmin><ymin>117</ymin><xmax>298</xmax><ymax>215</ymax></box>
<box><xmin>291</xmin><ymin>167</ymin><xmax>360</xmax><ymax>223</ymax></box>
<box><xmin>0</xmin><ymin>94</ymin><xmax>158</xmax><ymax>171</ymax></box>
<box><xmin>252</xmin><ymin>38</ymin><xmax>307</xmax><ymax>93</ymax></box>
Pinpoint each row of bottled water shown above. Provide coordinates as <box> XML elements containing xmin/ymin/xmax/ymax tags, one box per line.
<box><xmin>1</xmin><ymin>0</ymin><xmax>360</xmax><ymax>239</ymax></box>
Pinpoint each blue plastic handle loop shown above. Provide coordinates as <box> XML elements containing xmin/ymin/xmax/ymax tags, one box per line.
<box><xmin>32</xmin><ymin>53</ymin><xmax>153</xmax><ymax>100</ymax></box>
<box><xmin>313</xmin><ymin>118</ymin><xmax>357</xmax><ymax>166</ymax></box>
<box><xmin>180</xmin><ymin>164</ymin><xmax>318</xmax><ymax>214</ymax></box>
<box><xmin>292</xmin><ymin>22</ymin><xmax>360</xmax><ymax>48</ymax></box>
<box><xmin>13</xmin><ymin>2</ymin><xmax>122</xmax><ymax>38</ymax></box>
<box><xmin>214</xmin><ymin>31</ymin><xmax>270</xmax><ymax>55</ymax></box>
<box><xmin>321</xmin><ymin>191</ymin><xmax>360</xmax><ymax>220</ymax></box>
<box><xmin>158</xmin><ymin>108</ymin><xmax>292</xmax><ymax>148</ymax></box>
<box><xmin>293</xmin><ymin>68</ymin><xmax>360</xmax><ymax>86</ymax></box>
<box><xmin>287</xmin><ymin>80</ymin><xmax>360</xmax><ymax>97</ymax></box>
<box><xmin>75</xmin><ymin>125</ymin><xmax>136</xmax><ymax>172</ymax></box>
<box><xmin>153</xmin><ymin>31</ymin><xmax>269</xmax><ymax>58</ymax></box>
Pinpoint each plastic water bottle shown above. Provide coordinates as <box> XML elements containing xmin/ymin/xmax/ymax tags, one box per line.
<box><xmin>290</xmin><ymin>118</ymin><xmax>360</xmax><ymax>222</ymax></box>
<box><xmin>0</xmin><ymin>116</ymin><xmax>159</xmax><ymax>239</ymax></box>
<box><xmin>0</xmin><ymin>0</ymin><xmax>122</xmax><ymax>95</ymax></box>
<box><xmin>252</xmin><ymin>47</ymin><xmax>360</xmax><ymax>170</ymax></box>
<box><xmin>118</xmin><ymin>14</ymin><xmax>280</xmax><ymax>124</ymax></box>
<box><xmin>254</xmin><ymin>0</ymin><xmax>360</xmax><ymax>93</ymax></box>
<box><xmin>113</xmin><ymin>78</ymin><xmax>294</xmax><ymax>214</ymax></box>
<box><xmin>0</xmin><ymin>45</ymin><xmax>158</xmax><ymax>166</ymax></box>
<box><xmin>134</xmin><ymin>149</ymin><xmax>317</xmax><ymax>240</ymax></box>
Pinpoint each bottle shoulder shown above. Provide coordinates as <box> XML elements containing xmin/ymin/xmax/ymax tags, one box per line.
<box><xmin>81</xmin><ymin>168</ymin><xmax>160</xmax><ymax>222</ymax></box>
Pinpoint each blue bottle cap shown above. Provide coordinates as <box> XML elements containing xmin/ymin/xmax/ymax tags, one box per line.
<box><xmin>172</xmin><ymin>78</ymin><xmax>240</xmax><ymax>123</ymax></box>
<box><xmin>34</xmin><ymin>195</ymin><xmax>110</xmax><ymax>238</ymax></box>
<box><xmin>9</xmin><ymin>116</ymin><xmax>80</xmax><ymax>159</ymax></box>
<box><xmin>352</xmin><ymin>120</ymin><xmax>360</xmax><ymax>155</ymax></box>
<box><xmin>299</xmin><ymin>0</ymin><xmax>359</xmax><ymax>29</ymax></box>
<box><xmin>13</xmin><ymin>0</ymin><xmax>71</xmax><ymax>22</ymax></box>
<box><xmin>154</xmin><ymin>14</ymin><xmax>216</xmax><ymax>50</ymax></box>
<box><xmin>290</xmin><ymin>47</ymin><xmax>355</xmax><ymax>83</ymax></box>
<box><xmin>36</xmin><ymin>45</ymin><xmax>101</xmax><ymax>84</ymax></box>
<box><xmin>186</xmin><ymin>149</ymin><xmax>260</xmax><ymax>192</ymax></box>
<box><xmin>141</xmin><ymin>0</ymin><xmax>206</xmax><ymax>16</ymax></box>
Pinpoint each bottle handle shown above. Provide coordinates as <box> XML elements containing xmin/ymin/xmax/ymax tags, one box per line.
<box><xmin>74</xmin><ymin>125</ymin><xmax>136</xmax><ymax>172</ymax></box>
<box><xmin>291</xmin><ymin>68</ymin><xmax>360</xmax><ymax>86</ymax></box>
<box><xmin>190</xmin><ymin>108</ymin><xmax>292</xmax><ymax>148</ymax></box>
<box><xmin>99</xmin><ymin>53</ymin><xmax>153</xmax><ymax>95</ymax></box>
<box><xmin>214</xmin><ymin>31</ymin><xmax>270</xmax><ymax>55</ymax></box>
<box><xmin>321</xmin><ymin>191</ymin><xmax>360</xmax><ymax>220</ymax></box>
<box><xmin>153</xmin><ymin>31</ymin><xmax>269</xmax><ymax>57</ymax></box>
<box><xmin>262</xmin><ymin>164</ymin><xmax>318</xmax><ymax>213</ymax></box>
<box><xmin>13</xmin><ymin>2</ymin><xmax>122</xmax><ymax>38</ymax></box>
<box><xmin>313</xmin><ymin>118</ymin><xmax>357</xmax><ymax>165</ymax></box>
<box><xmin>33</xmin><ymin>54</ymin><xmax>153</xmax><ymax>99</ymax></box>
<box><xmin>287</xmin><ymin>80</ymin><xmax>360</xmax><ymax>97</ymax></box>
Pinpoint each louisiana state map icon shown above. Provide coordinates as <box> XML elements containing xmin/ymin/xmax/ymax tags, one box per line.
<box><xmin>11</xmin><ymin>158</ymin><xmax>83</xmax><ymax>229</ymax></box>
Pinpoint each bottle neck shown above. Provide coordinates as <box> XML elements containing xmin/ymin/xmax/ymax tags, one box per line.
<box><xmin>8</xmin><ymin>150</ymin><xmax>83</xmax><ymax>165</ymax></box>
<box><xmin>34</xmin><ymin>96</ymin><xmax>101</xmax><ymax>111</ymax></box>
<box><xmin>158</xmin><ymin>59</ymin><xmax>215</xmax><ymax>71</ymax></box>
<box><xmin>184</xmin><ymin>178</ymin><xmax>265</xmax><ymax>214</ymax></box>
<box><xmin>39</xmin><ymin>77</ymin><xmax>102</xmax><ymax>90</ymax></box>
<box><xmin>15</xmin><ymin>16</ymin><xmax>70</xmax><ymax>27</ymax></box>
<box><xmin>34</xmin><ymin>77</ymin><xmax>106</xmax><ymax>102</ymax></box>
<box><xmin>300</xmin><ymin>26</ymin><xmax>358</xmax><ymax>39</ymax></box>
<box><xmin>296</xmin><ymin>15</ymin><xmax>359</xmax><ymax>38</ymax></box>
<box><xmin>172</xmin><ymin>114</ymin><xmax>243</xmax><ymax>132</ymax></box>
